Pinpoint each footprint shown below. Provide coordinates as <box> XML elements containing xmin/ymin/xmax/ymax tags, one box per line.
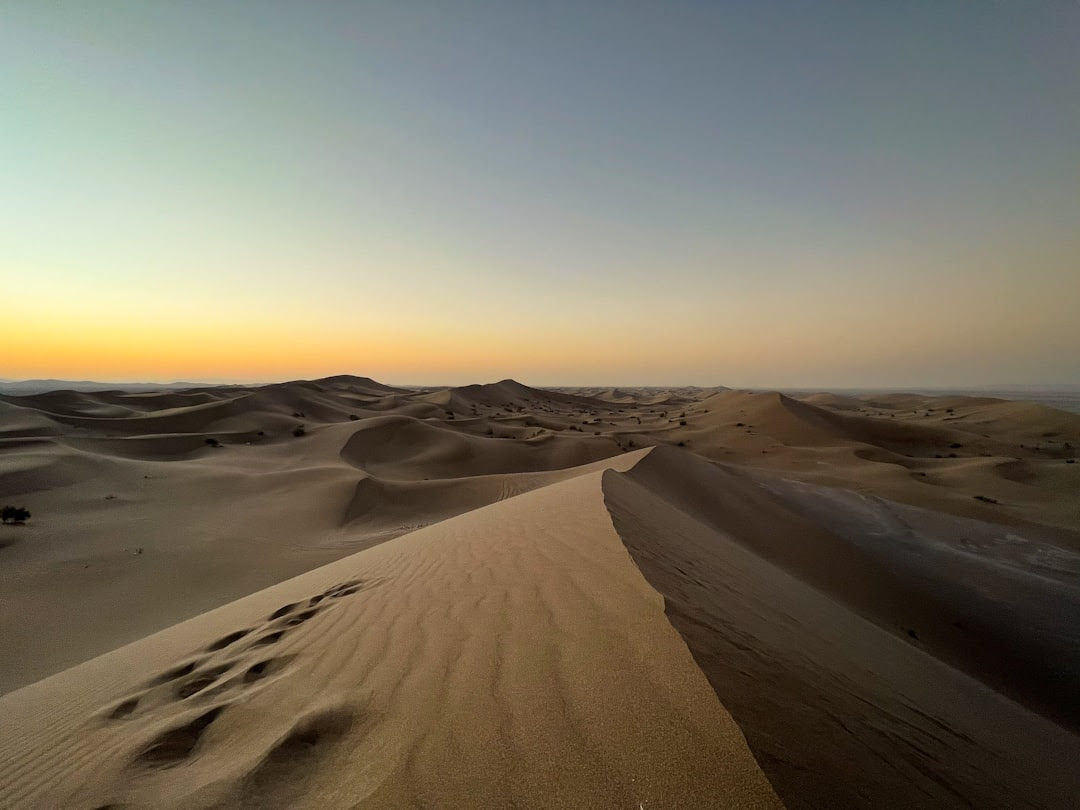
<box><xmin>175</xmin><ymin>665</ymin><xmax>232</xmax><ymax>700</ymax></box>
<box><xmin>268</xmin><ymin>602</ymin><xmax>301</xmax><ymax>620</ymax></box>
<box><xmin>149</xmin><ymin>659</ymin><xmax>204</xmax><ymax>686</ymax></box>
<box><xmin>134</xmin><ymin>706</ymin><xmax>225</xmax><ymax>768</ymax></box>
<box><xmin>206</xmin><ymin>629</ymin><xmax>252</xmax><ymax>652</ymax></box>
<box><xmin>252</xmin><ymin>630</ymin><xmax>286</xmax><ymax>647</ymax></box>
<box><xmin>107</xmin><ymin>697</ymin><xmax>140</xmax><ymax>720</ymax></box>
<box><xmin>282</xmin><ymin>608</ymin><xmax>320</xmax><ymax>627</ymax></box>
<box><xmin>323</xmin><ymin>579</ymin><xmax>365</xmax><ymax>599</ymax></box>
<box><xmin>242</xmin><ymin>656</ymin><xmax>294</xmax><ymax>685</ymax></box>
<box><xmin>236</xmin><ymin>707</ymin><xmax>355</xmax><ymax>806</ymax></box>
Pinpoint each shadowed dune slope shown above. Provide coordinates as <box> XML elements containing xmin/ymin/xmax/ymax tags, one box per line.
<box><xmin>339</xmin><ymin>414</ymin><xmax>617</xmax><ymax>480</ymax></box>
<box><xmin>0</xmin><ymin>381</ymin><xmax>415</xmax><ymax>439</ymax></box>
<box><xmin>0</xmin><ymin>400</ymin><xmax>63</xmax><ymax>438</ymax></box>
<box><xmin>700</xmin><ymin>390</ymin><xmax>1004</xmax><ymax>456</ymax></box>
<box><xmin>0</xmin><ymin>455</ymin><xmax>779</xmax><ymax>810</ymax></box>
<box><xmin>309</xmin><ymin>375</ymin><xmax>414</xmax><ymax>396</ymax></box>
<box><xmin>433</xmin><ymin>378</ymin><xmax>608</xmax><ymax>413</ymax></box>
<box><xmin>603</xmin><ymin>446</ymin><xmax>1080</xmax><ymax>809</ymax></box>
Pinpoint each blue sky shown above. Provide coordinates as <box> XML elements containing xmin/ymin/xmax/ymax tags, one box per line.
<box><xmin>2</xmin><ymin>2</ymin><xmax>1078</xmax><ymax>386</ymax></box>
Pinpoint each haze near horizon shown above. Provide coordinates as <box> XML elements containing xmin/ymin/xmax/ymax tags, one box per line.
<box><xmin>3</xmin><ymin>2</ymin><xmax>1078</xmax><ymax>387</ymax></box>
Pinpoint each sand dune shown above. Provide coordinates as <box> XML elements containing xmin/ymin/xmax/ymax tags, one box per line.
<box><xmin>339</xmin><ymin>414</ymin><xmax>618</xmax><ymax>480</ymax></box>
<box><xmin>425</xmin><ymin>378</ymin><xmax>608</xmax><ymax>415</ymax></box>
<box><xmin>555</xmin><ymin>385</ymin><xmax>730</xmax><ymax>404</ymax></box>
<box><xmin>0</xmin><ymin>456</ymin><xmax>779</xmax><ymax>809</ymax></box>
<box><xmin>605</xmin><ymin>450</ymin><xmax>1080</xmax><ymax>808</ymax></box>
<box><xmin>3</xmin><ymin>376</ymin><xmax>1080</xmax><ymax>806</ymax></box>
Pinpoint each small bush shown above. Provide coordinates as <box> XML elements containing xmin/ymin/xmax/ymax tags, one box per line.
<box><xmin>1</xmin><ymin>505</ymin><xmax>31</xmax><ymax>524</ymax></box>
<box><xmin>205</xmin><ymin>437</ymin><xmax>221</xmax><ymax>447</ymax></box>
<box><xmin>348</xmin><ymin>414</ymin><xmax>359</xmax><ymax>421</ymax></box>
<box><xmin>949</xmin><ymin>442</ymin><xmax>963</xmax><ymax>449</ymax></box>
<box><xmin>679</xmin><ymin>420</ymin><xmax>687</xmax><ymax>426</ymax></box>
<box><xmin>974</xmin><ymin>495</ymin><xmax>998</xmax><ymax>504</ymax></box>
<box><xmin>292</xmin><ymin>426</ymin><xmax>306</xmax><ymax>437</ymax></box>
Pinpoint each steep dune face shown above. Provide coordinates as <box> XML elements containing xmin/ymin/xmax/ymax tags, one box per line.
<box><xmin>0</xmin><ymin>457</ymin><xmax>779</xmax><ymax>810</ymax></box>
<box><xmin>603</xmin><ymin>447</ymin><xmax>1080</xmax><ymax>809</ymax></box>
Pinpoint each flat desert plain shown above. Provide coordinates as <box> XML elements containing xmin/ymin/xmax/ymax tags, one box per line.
<box><xmin>1</xmin><ymin>376</ymin><xmax>1079</xmax><ymax>808</ymax></box>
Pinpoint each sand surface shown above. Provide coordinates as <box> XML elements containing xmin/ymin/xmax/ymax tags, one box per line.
<box><xmin>0</xmin><ymin>453</ymin><xmax>779</xmax><ymax>809</ymax></box>
<box><xmin>2</xmin><ymin>376</ymin><xmax>1080</xmax><ymax>806</ymax></box>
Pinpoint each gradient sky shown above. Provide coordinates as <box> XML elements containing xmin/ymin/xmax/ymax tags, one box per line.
<box><xmin>2</xmin><ymin>2</ymin><xmax>1078</xmax><ymax>387</ymax></box>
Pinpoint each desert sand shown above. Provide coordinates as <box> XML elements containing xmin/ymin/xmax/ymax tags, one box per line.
<box><xmin>2</xmin><ymin>376</ymin><xmax>1079</xmax><ymax>807</ymax></box>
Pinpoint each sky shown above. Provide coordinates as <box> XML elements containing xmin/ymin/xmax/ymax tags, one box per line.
<box><xmin>2</xmin><ymin>1</ymin><xmax>1078</xmax><ymax>388</ymax></box>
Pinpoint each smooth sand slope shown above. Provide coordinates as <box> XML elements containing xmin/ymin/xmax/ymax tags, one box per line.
<box><xmin>0</xmin><ymin>454</ymin><xmax>779</xmax><ymax>809</ymax></box>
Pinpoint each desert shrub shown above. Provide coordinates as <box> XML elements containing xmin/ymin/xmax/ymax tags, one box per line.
<box><xmin>1</xmin><ymin>505</ymin><xmax>31</xmax><ymax>524</ymax></box>
<box><xmin>974</xmin><ymin>495</ymin><xmax>998</xmax><ymax>504</ymax></box>
<box><xmin>292</xmin><ymin>426</ymin><xmax>306</xmax><ymax>437</ymax></box>
<box><xmin>205</xmin><ymin>437</ymin><xmax>221</xmax><ymax>447</ymax></box>
<box><xmin>735</xmin><ymin>422</ymin><xmax>745</xmax><ymax>427</ymax></box>
<box><xmin>257</xmin><ymin>430</ymin><xmax>265</xmax><ymax>436</ymax></box>
<box><xmin>949</xmin><ymin>442</ymin><xmax>963</xmax><ymax>449</ymax></box>
<box><xmin>677</xmin><ymin>440</ymin><xmax>686</xmax><ymax>447</ymax></box>
<box><xmin>348</xmin><ymin>414</ymin><xmax>360</xmax><ymax>421</ymax></box>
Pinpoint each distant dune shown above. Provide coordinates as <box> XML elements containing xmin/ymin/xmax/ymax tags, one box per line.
<box><xmin>1</xmin><ymin>376</ymin><xmax>1078</xmax><ymax>807</ymax></box>
<box><xmin>0</xmin><ymin>379</ymin><xmax>232</xmax><ymax>396</ymax></box>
